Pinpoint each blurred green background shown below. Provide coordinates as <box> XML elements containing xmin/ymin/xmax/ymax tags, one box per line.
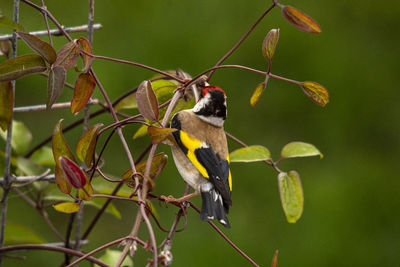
<box><xmin>1</xmin><ymin>0</ymin><xmax>400</xmax><ymax>266</ymax></box>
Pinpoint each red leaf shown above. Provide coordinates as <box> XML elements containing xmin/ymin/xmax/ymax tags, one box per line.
<box><xmin>71</xmin><ymin>73</ymin><xmax>95</xmax><ymax>115</ymax></box>
<box><xmin>76</xmin><ymin>37</ymin><xmax>93</xmax><ymax>73</ymax></box>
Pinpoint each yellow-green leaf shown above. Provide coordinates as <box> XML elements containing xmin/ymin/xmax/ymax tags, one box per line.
<box><xmin>114</xmin><ymin>92</ymin><xmax>137</xmax><ymax>111</ymax></box>
<box><xmin>16</xmin><ymin>157</ymin><xmax>44</xmax><ymax>176</ymax></box>
<box><xmin>278</xmin><ymin>171</ymin><xmax>303</xmax><ymax>223</ymax></box>
<box><xmin>229</xmin><ymin>145</ymin><xmax>271</xmax><ymax>163</ymax></box>
<box><xmin>5</xmin><ymin>223</ymin><xmax>45</xmax><ymax>245</ymax></box>
<box><xmin>17</xmin><ymin>32</ymin><xmax>56</xmax><ymax>64</ymax></box>
<box><xmin>136</xmin><ymin>80</ymin><xmax>159</xmax><ymax>121</ymax></box>
<box><xmin>78</xmin><ymin>182</ymin><xmax>93</xmax><ymax>201</ymax></box>
<box><xmin>0</xmin><ymin>15</ymin><xmax>24</xmax><ymax>31</ymax></box>
<box><xmin>52</xmin><ymin>119</ymin><xmax>76</xmax><ymax>194</ymax></box>
<box><xmin>53</xmin><ymin>202</ymin><xmax>81</xmax><ymax>213</ymax></box>
<box><xmin>250</xmin><ymin>82</ymin><xmax>266</xmax><ymax>107</ymax></box>
<box><xmin>30</xmin><ymin>146</ymin><xmax>55</xmax><ymax>166</ymax></box>
<box><xmin>76</xmin><ymin>123</ymin><xmax>102</xmax><ymax>167</ymax></box>
<box><xmin>301</xmin><ymin>81</ymin><xmax>329</xmax><ymax>107</ymax></box>
<box><xmin>147</xmin><ymin>126</ymin><xmax>177</xmax><ymax>144</ymax></box>
<box><xmin>86</xmin><ymin>198</ymin><xmax>121</xmax><ymax>220</ymax></box>
<box><xmin>95</xmin><ymin>249</ymin><xmax>133</xmax><ymax>267</ymax></box>
<box><xmin>76</xmin><ymin>37</ymin><xmax>93</xmax><ymax>72</ymax></box>
<box><xmin>133</xmin><ymin>124</ymin><xmax>148</xmax><ymax>139</ymax></box>
<box><xmin>281</xmin><ymin>6</ymin><xmax>321</xmax><ymax>34</ymax></box>
<box><xmin>0</xmin><ymin>54</ymin><xmax>46</xmax><ymax>82</ymax></box>
<box><xmin>262</xmin><ymin>29</ymin><xmax>279</xmax><ymax>62</ymax></box>
<box><xmin>0</xmin><ymin>81</ymin><xmax>12</xmax><ymax>131</ymax></box>
<box><xmin>281</xmin><ymin>141</ymin><xmax>322</xmax><ymax>159</ymax></box>
<box><xmin>71</xmin><ymin>73</ymin><xmax>96</xmax><ymax>115</ymax></box>
<box><xmin>0</xmin><ymin>120</ymin><xmax>32</xmax><ymax>155</ymax></box>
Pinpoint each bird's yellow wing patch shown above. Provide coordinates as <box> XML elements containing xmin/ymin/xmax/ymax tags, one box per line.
<box><xmin>179</xmin><ymin>131</ymin><xmax>209</xmax><ymax>179</ymax></box>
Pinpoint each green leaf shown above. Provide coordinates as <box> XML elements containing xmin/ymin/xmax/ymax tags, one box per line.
<box><xmin>5</xmin><ymin>223</ymin><xmax>45</xmax><ymax>245</ymax></box>
<box><xmin>229</xmin><ymin>145</ymin><xmax>271</xmax><ymax>162</ymax></box>
<box><xmin>95</xmin><ymin>249</ymin><xmax>133</xmax><ymax>267</ymax></box>
<box><xmin>0</xmin><ymin>81</ymin><xmax>12</xmax><ymax>131</ymax></box>
<box><xmin>76</xmin><ymin>123</ymin><xmax>102</xmax><ymax>167</ymax></box>
<box><xmin>47</xmin><ymin>65</ymin><xmax>66</xmax><ymax>109</ymax></box>
<box><xmin>278</xmin><ymin>171</ymin><xmax>303</xmax><ymax>223</ymax></box>
<box><xmin>53</xmin><ymin>202</ymin><xmax>81</xmax><ymax>213</ymax></box>
<box><xmin>16</xmin><ymin>157</ymin><xmax>45</xmax><ymax>176</ymax></box>
<box><xmin>92</xmin><ymin>177</ymin><xmax>132</xmax><ymax>198</ymax></box>
<box><xmin>71</xmin><ymin>73</ymin><xmax>96</xmax><ymax>115</ymax></box>
<box><xmin>0</xmin><ymin>15</ymin><xmax>25</xmax><ymax>31</ymax></box>
<box><xmin>281</xmin><ymin>141</ymin><xmax>322</xmax><ymax>159</ymax></box>
<box><xmin>52</xmin><ymin>119</ymin><xmax>76</xmax><ymax>194</ymax></box>
<box><xmin>30</xmin><ymin>146</ymin><xmax>55</xmax><ymax>166</ymax></box>
<box><xmin>136</xmin><ymin>80</ymin><xmax>159</xmax><ymax>121</ymax></box>
<box><xmin>133</xmin><ymin>124</ymin><xmax>148</xmax><ymax>140</ymax></box>
<box><xmin>0</xmin><ymin>120</ymin><xmax>32</xmax><ymax>155</ymax></box>
<box><xmin>0</xmin><ymin>54</ymin><xmax>46</xmax><ymax>82</ymax></box>
<box><xmin>114</xmin><ymin>92</ymin><xmax>137</xmax><ymax>111</ymax></box>
<box><xmin>86</xmin><ymin>198</ymin><xmax>121</xmax><ymax>220</ymax></box>
<box><xmin>17</xmin><ymin>32</ymin><xmax>56</xmax><ymax>64</ymax></box>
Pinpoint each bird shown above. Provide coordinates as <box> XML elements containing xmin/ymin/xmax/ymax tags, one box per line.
<box><xmin>167</xmin><ymin>85</ymin><xmax>232</xmax><ymax>228</ymax></box>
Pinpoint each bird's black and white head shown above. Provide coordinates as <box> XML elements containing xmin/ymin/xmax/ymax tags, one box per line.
<box><xmin>192</xmin><ymin>85</ymin><xmax>227</xmax><ymax>127</ymax></box>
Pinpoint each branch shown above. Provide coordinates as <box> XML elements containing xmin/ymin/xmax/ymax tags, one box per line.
<box><xmin>0</xmin><ymin>24</ymin><xmax>103</xmax><ymax>41</ymax></box>
<box><xmin>13</xmin><ymin>99</ymin><xmax>100</xmax><ymax>112</ymax></box>
<box><xmin>0</xmin><ymin>245</ymin><xmax>108</xmax><ymax>267</ymax></box>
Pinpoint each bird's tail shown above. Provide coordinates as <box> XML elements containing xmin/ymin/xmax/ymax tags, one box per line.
<box><xmin>200</xmin><ymin>189</ymin><xmax>230</xmax><ymax>228</ymax></box>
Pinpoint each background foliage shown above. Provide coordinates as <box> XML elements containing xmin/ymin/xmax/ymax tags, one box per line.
<box><xmin>1</xmin><ymin>0</ymin><xmax>399</xmax><ymax>266</ymax></box>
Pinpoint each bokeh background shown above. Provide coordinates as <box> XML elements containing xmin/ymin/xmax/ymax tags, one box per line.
<box><xmin>1</xmin><ymin>0</ymin><xmax>400</xmax><ymax>266</ymax></box>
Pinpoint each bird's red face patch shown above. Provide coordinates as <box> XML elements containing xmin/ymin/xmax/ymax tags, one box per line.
<box><xmin>201</xmin><ymin>86</ymin><xmax>226</xmax><ymax>98</ymax></box>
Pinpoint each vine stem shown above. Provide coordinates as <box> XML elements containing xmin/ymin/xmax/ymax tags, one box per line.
<box><xmin>0</xmin><ymin>2</ymin><xmax>19</xmax><ymax>266</ymax></box>
<box><xmin>0</xmin><ymin>245</ymin><xmax>108</xmax><ymax>267</ymax></box>
<box><xmin>207</xmin><ymin>2</ymin><xmax>276</xmax><ymax>81</ymax></box>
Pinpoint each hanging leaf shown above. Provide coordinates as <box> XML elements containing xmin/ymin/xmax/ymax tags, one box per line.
<box><xmin>250</xmin><ymin>81</ymin><xmax>266</xmax><ymax>107</ymax></box>
<box><xmin>262</xmin><ymin>29</ymin><xmax>279</xmax><ymax>62</ymax></box>
<box><xmin>59</xmin><ymin>156</ymin><xmax>87</xmax><ymax>189</ymax></box>
<box><xmin>76</xmin><ymin>123</ymin><xmax>103</xmax><ymax>167</ymax></box>
<box><xmin>147</xmin><ymin>126</ymin><xmax>177</xmax><ymax>144</ymax></box>
<box><xmin>71</xmin><ymin>73</ymin><xmax>96</xmax><ymax>115</ymax></box>
<box><xmin>30</xmin><ymin>146</ymin><xmax>55</xmax><ymax>166</ymax></box>
<box><xmin>76</xmin><ymin>37</ymin><xmax>93</xmax><ymax>72</ymax></box>
<box><xmin>47</xmin><ymin>65</ymin><xmax>66</xmax><ymax>109</ymax></box>
<box><xmin>52</xmin><ymin>119</ymin><xmax>76</xmax><ymax>194</ymax></box>
<box><xmin>278</xmin><ymin>171</ymin><xmax>303</xmax><ymax>223</ymax></box>
<box><xmin>136</xmin><ymin>80</ymin><xmax>159</xmax><ymax>121</ymax></box>
<box><xmin>95</xmin><ymin>249</ymin><xmax>133</xmax><ymax>267</ymax></box>
<box><xmin>229</xmin><ymin>145</ymin><xmax>271</xmax><ymax>162</ymax></box>
<box><xmin>0</xmin><ymin>81</ymin><xmax>12</xmax><ymax>131</ymax></box>
<box><xmin>301</xmin><ymin>81</ymin><xmax>329</xmax><ymax>107</ymax></box>
<box><xmin>0</xmin><ymin>120</ymin><xmax>32</xmax><ymax>155</ymax></box>
<box><xmin>0</xmin><ymin>54</ymin><xmax>46</xmax><ymax>82</ymax></box>
<box><xmin>0</xmin><ymin>15</ymin><xmax>25</xmax><ymax>31</ymax></box>
<box><xmin>54</xmin><ymin>40</ymin><xmax>80</xmax><ymax>70</ymax></box>
<box><xmin>281</xmin><ymin>141</ymin><xmax>323</xmax><ymax>159</ymax></box>
<box><xmin>0</xmin><ymin>41</ymin><xmax>11</xmax><ymax>59</ymax></box>
<box><xmin>5</xmin><ymin>223</ymin><xmax>45</xmax><ymax>244</ymax></box>
<box><xmin>17</xmin><ymin>32</ymin><xmax>56</xmax><ymax>64</ymax></box>
<box><xmin>271</xmin><ymin>250</ymin><xmax>279</xmax><ymax>267</ymax></box>
<box><xmin>53</xmin><ymin>202</ymin><xmax>81</xmax><ymax>213</ymax></box>
<box><xmin>281</xmin><ymin>6</ymin><xmax>321</xmax><ymax>34</ymax></box>
<box><xmin>123</xmin><ymin>152</ymin><xmax>168</xmax><ymax>191</ymax></box>
<box><xmin>78</xmin><ymin>182</ymin><xmax>93</xmax><ymax>201</ymax></box>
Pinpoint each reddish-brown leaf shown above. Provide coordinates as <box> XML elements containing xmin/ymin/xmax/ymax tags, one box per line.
<box><xmin>301</xmin><ymin>81</ymin><xmax>329</xmax><ymax>107</ymax></box>
<box><xmin>0</xmin><ymin>54</ymin><xmax>46</xmax><ymax>82</ymax></box>
<box><xmin>54</xmin><ymin>40</ymin><xmax>80</xmax><ymax>70</ymax></box>
<box><xmin>0</xmin><ymin>41</ymin><xmax>10</xmax><ymax>59</ymax></box>
<box><xmin>71</xmin><ymin>73</ymin><xmax>95</xmax><ymax>115</ymax></box>
<box><xmin>136</xmin><ymin>80</ymin><xmax>159</xmax><ymax>121</ymax></box>
<box><xmin>17</xmin><ymin>32</ymin><xmax>56</xmax><ymax>64</ymax></box>
<box><xmin>0</xmin><ymin>81</ymin><xmax>13</xmax><ymax>131</ymax></box>
<box><xmin>59</xmin><ymin>156</ymin><xmax>87</xmax><ymax>189</ymax></box>
<box><xmin>147</xmin><ymin>125</ymin><xmax>177</xmax><ymax>144</ymax></box>
<box><xmin>47</xmin><ymin>65</ymin><xmax>66</xmax><ymax>109</ymax></box>
<box><xmin>262</xmin><ymin>29</ymin><xmax>279</xmax><ymax>62</ymax></box>
<box><xmin>76</xmin><ymin>37</ymin><xmax>93</xmax><ymax>73</ymax></box>
<box><xmin>52</xmin><ymin>119</ymin><xmax>76</xmax><ymax>194</ymax></box>
<box><xmin>76</xmin><ymin>123</ymin><xmax>103</xmax><ymax>167</ymax></box>
<box><xmin>281</xmin><ymin>6</ymin><xmax>321</xmax><ymax>34</ymax></box>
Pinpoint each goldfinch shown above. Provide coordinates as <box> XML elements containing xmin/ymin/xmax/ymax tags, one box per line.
<box><xmin>169</xmin><ymin>85</ymin><xmax>232</xmax><ymax>228</ymax></box>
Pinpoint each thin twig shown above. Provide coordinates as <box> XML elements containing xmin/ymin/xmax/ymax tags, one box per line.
<box><xmin>207</xmin><ymin>3</ymin><xmax>276</xmax><ymax>81</ymax></box>
<box><xmin>40</xmin><ymin>0</ymin><xmax>52</xmax><ymax>45</ymax></box>
<box><xmin>0</xmin><ymin>24</ymin><xmax>103</xmax><ymax>41</ymax></box>
<box><xmin>0</xmin><ymin>245</ymin><xmax>107</xmax><ymax>267</ymax></box>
